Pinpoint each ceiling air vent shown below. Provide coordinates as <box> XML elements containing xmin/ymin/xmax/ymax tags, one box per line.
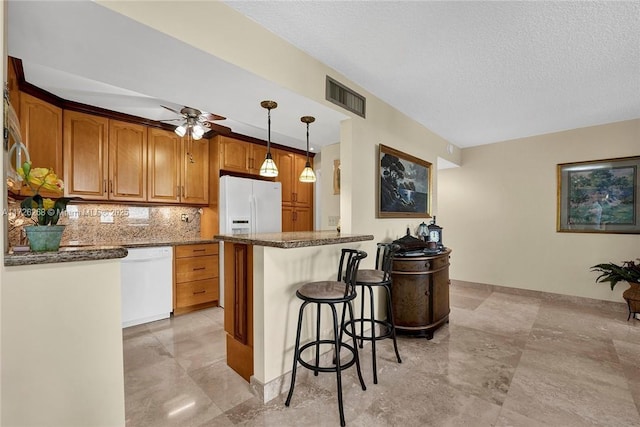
<box><xmin>326</xmin><ymin>76</ymin><xmax>366</xmax><ymax>118</ymax></box>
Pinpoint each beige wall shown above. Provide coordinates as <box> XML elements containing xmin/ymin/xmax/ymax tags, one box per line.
<box><xmin>2</xmin><ymin>261</ymin><xmax>125</xmax><ymax>426</ymax></box>
<box><xmin>319</xmin><ymin>143</ymin><xmax>341</xmax><ymax>230</ymax></box>
<box><xmin>439</xmin><ymin>119</ymin><xmax>640</xmax><ymax>302</ymax></box>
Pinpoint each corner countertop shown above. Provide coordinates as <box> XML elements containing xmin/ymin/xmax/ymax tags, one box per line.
<box><xmin>4</xmin><ymin>237</ymin><xmax>219</xmax><ymax>267</ymax></box>
<box><xmin>213</xmin><ymin>231</ymin><xmax>374</xmax><ymax>249</ymax></box>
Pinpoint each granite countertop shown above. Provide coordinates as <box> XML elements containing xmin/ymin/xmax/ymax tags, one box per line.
<box><xmin>4</xmin><ymin>237</ymin><xmax>219</xmax><ymax>267</ymax></box>
<box><xmin>5</xmin><ymin>246</ymin><xmax>129</xmax><ymax>267</ymax></box>
<box><xmin>213</xmin><ymin>231</ymin><xmax>374</xmax><ymax>249</ymax></box>
<box><xmin>93</xmin><ymin>237</ymin><xmax>218</xmax><ymax>248</ymax></box>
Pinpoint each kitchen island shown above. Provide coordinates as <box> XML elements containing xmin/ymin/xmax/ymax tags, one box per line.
<box><xmin>213</xmin><ymin>231</ymin><xmax>374</xmax><ymax>402</ymax></box>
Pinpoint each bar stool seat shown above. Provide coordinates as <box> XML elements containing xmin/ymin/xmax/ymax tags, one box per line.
<box><xmin>343</xmin><ymin>243</ymin><xmax>402</xmax><ymax>384</ymax></box>
<box><xmin>285</xmin><ymin>249</ymin><xmax>368</xmax><ymax>427</ymax></box>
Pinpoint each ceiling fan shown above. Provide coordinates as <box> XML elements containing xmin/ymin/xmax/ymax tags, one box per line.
<box><xmin>161</xmin><ymin>105</ymin><xmax>231</xmax><ymax>138</ymax></box>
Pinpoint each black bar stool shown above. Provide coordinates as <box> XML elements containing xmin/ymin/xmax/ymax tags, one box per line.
<box><xmin>285</xmin><ymin>249</ymin><xmax>368</xmax><ymax>426</ymax></box>
<box><xmin>343</xmin><ymin>243</ymin><xmax>401</xmax><ymax>384</ymax></box>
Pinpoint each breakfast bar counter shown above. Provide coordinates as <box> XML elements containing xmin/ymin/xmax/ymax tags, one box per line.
<box><xmin>213</xmin><ymin>231</ymin><xmax>374</xmax><ymax>402</ymax></box>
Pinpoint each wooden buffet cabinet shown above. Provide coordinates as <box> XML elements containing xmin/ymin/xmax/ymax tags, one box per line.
<box><xmin>391</xmin><ymin>249</ymin><xmax>451</xmax><ymax>339</ymax></box>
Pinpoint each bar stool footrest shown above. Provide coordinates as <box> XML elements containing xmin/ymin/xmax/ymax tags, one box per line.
<box><xmin>297</xmin><ymin>340</ymin><xmax>359</xmax><ymax>373</ymax></box>
<box><xmin>343</xmin><ymin>318</ymin><xmax>395</xmax><ymax>342</ymax></box>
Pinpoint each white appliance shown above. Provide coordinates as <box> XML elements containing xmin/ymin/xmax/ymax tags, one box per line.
<box><xmin>121</xmin><ymin>246</ymin><xmax>173</xmax><ymax>328</ymax></box>
<box><xmin>219</xmin><ymin>175</ymin><xmax>282</xmax><ymax>307</ymax></box>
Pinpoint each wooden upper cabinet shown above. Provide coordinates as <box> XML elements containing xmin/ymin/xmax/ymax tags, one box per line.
<box><xmin>7</xmin><ymin>58</ymin><xmax>20</xmax><ymax>116</ymax></box>
<box><xmin>148</xmin><ymin>128</ymin><xmax>181</xmax><ymax>203</ymax></box>
<box><xmin>275</xmin><ymin>149</ymin><xmax>314</xmax><ymax>207</ymax></box>
<box><xmin>219</xmin><ymin>136</ymin><xmax>251</xmax><ymax>173</ymax></box>
<box><xmin>20</xmin><ymin>93</ymin><xmax>63</xmax><ymax>178</ymax></box>
<box><xmin>251</xmin><ymin>144</ymin><xmax>268</xmax><ymax>175</ymax></box>
<box><xmin>275</xmin><ymin>150</ymin><xmax>295</xmax><ymax>204</ymax></box>
<box><xmin>219</xmin><ymin>136</ymin><xmax>268</xmax><ymax>175</ymax></box>
<box><xmin>148</xmin><ymin>128</ymin><xmax>209</xmax><ymax>205</ymax></box>
<box><xmin>181</xmin><ymin>138</ymin><xmax>209</xmax><ymax>204</ymax></box>
<box><xmin>64</xmin><ymin>112</ymin><xmax>147</xmax><ymax>201</ymax></box>
<box><xmin>63</xmin><ymin>110</ymin><xmax>109</xmax><ymax>199</ymax></box>
<box><xmin>108</xmin><ymin>120</ymin><xmax>147</xmax><ymax>202</ymax></box>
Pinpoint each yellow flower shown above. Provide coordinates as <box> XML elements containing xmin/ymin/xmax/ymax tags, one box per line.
<box><xmin>18</xmin><ymin>162</ymin><xmax>70</xmax><ymax>226</ymax></box>
<box><xmin>42</xmin><ymin>198</ymin><xmax>55</xmax><ymax>210</ymax></box>
<box><xmin>20</xmin><ymin>166</ymin><xmax>63</xmax><ymax>193</ymax></box>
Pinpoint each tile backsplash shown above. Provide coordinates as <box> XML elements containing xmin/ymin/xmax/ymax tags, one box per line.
<box><xmin>8</xmin><ymin>202</ymin><xmax>201</xmax><ymax>247</ymax></box>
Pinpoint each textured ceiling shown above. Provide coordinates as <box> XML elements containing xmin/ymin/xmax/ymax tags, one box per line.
<box><xmin>225</xmin><ymin>0</ymin><xmax>640</xmax><ymax>147</ymax></box>
<box><xmin>7</xmin><ymin>1</ymin><xmax>640</xmax><ymax>151</ymax></box>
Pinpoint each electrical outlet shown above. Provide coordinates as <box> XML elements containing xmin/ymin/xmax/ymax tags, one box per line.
<box><xmin>328</xmin><ymin>216</ymin><xmax>340</xmax><ymax>226</ymax></box>
<box><xmin>181</xmin><ymin>214</ymin><xmax>189</xmax><ymax>222</ymax></box>
<box><xmin>100</xmin><ymin>211</ymin><xmax>114</xmax><ymax>224</ymax></box>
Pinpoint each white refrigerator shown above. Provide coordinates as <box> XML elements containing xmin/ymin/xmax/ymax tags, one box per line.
<box><xmin>219</xmin><ymin>175</ymin><xmax>282</xmax><ymax>307</ymax></box>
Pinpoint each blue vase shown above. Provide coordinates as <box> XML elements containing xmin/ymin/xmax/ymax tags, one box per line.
<box><xmin>24</xmin><ymin>225</ymin><xmax>65</xmax><ymax>252</ymax></box>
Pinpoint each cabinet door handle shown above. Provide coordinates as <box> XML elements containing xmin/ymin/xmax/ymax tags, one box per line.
<box><xmin>293</xmin><ymin>192</ymin><xmax>297</xmax><ymax>202</ymax></box>
<box><xmin>193</xmin><ymin>290</ymin><xmax>206</xmax><ymax>295</ymax></box>
<box><xmin>109</xmin><ymin>180</ymin><xmax>113</xmax><ymax>194</ymax></box>
<box><xmin>103</xmin><ymin>179</ymin><xmax>107</xmax><ymax>193</ymax></box>
<box><xmin>192</xmin><ymin>267</ymin><xmax>206</xmax><ymax>271</ymax></box>
<box><xmin>181</xmin><ymin>186</ymin><xmax>185</xmax><ymax>198</ymax></box>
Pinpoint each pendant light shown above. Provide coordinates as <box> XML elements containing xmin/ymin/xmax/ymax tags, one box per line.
<box><xmin>299</xmin><ymin>116</ymin><xmax>316</xmax><ymax>183</ymax></box>
<box><xmin>259</xmin><ymin>100</ymin><xmax>278</xmax><ymax>177</ymax></box>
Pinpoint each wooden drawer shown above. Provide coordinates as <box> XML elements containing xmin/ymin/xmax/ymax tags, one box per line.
<box><xmin>175</xmin><ymin>243</ymin><xmax>218</xmax><ymax>258</ymax></box>
<box><xmin>393</xmin><ymin>254</ymin><xmax>450</xmax><ymax>273</ymax></box>
<box><xmin>175</xmin><ymin>278</ymin><xmax>219</xmax><ymax>308</ymax></box>
<box><xmin>175</xmin><ymin>254</ymin><xmax>218</xmax><ymax>283</ymax></box>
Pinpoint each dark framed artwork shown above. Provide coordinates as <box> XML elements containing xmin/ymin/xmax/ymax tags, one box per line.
<box><xmin>557</xmin><ymin>156</ymin><xmax>640</xmax><ymax>233</ymax></box>
<box><xmin>377</xmin><ymin>144</ymin><xmax>432</xmax><ymax>218</ymax></box>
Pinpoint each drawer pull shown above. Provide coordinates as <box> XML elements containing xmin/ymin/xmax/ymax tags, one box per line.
<box><xmin>192</xmin><ymin>267</ymin><xmax>206</xmax><ymax>271</ymax></box>
<box><xmin>193</xmin><ymin>290</ymin><xmax>206</xmax><ymax>295</ymax></box>
<box><xmin>424</xmin><ymin>262</ymin><xmax>431</xmax><ymax>269</ymax></box>
<box><xmin>192</xmin><ymin>249</ymin><xmax>206</xmax><ymax>252</ymax></box>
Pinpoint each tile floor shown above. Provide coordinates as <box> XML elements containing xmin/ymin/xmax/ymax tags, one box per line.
<box><xmin>123</xmin><ymin>282</ymin><xmax>640</xmax><ymax>426</ymax></box>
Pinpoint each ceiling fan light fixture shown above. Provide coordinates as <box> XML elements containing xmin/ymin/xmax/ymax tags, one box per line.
<box><xmin>174</xmin><ymin>124</ymin><xmax>187</xmax><ymax>137</ymax></box>
<box><xmin>192</xmin><ymin>123</ymin><xmax>205</xmax><ymax>139</ymax></box>
<box><xmin>299</xmin><ymin>115</ymin><xmax>316</xmax><ymax>183</ymax></box>
<box><xmin>259</xmin><ymin>100</ymin><xmax>278</xmax><ymax>178</ymax></box>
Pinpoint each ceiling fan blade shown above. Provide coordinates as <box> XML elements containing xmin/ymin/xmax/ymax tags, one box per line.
<box><xmin>161</xmin><ymin>118</ymin><xmax>184</xmax><ymax>122</ymax></box>
<box><xmin>161</xmin><ymin>105</ymin><xmax>183</xmax><ymax>115</ymax></box>
<box><xmin>199</xmin><ymin>112</ymin><xmax>226</xmax><ymax>122</ymax></box>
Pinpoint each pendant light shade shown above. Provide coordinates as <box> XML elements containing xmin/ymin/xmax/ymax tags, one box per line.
<box><xmin>259</xmin><ymin>100</ymin><xmax>278</xmax><ymax>177</ymax></box>
<box><xmin>299</xmin><ymin>116</ymin><xmax>316</xmax><ymax>183</ymax></box>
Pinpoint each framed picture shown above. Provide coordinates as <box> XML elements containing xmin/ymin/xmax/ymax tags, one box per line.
<box><xmin>557</xmin><ymin>156</ymin><xmax>640</xmax><ymax>233</ymax></box>
<box><xmin>377</xmin><ymin>144</ymin><xmax>432</xmax><ymax>218</ymax></box>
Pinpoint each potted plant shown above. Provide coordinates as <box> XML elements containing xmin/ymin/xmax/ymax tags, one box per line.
<box><xmin>591</xmin><ymin>259</ymin><xmax>640</xmax><ymax>320</ymax></box>
<box><xmin>17</xmin><ymin>162</ymin><xmax>71</xmax><ymax>252</ymax></box>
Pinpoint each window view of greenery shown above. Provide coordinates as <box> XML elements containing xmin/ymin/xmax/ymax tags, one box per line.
<box><xmin>568</xmin><ymin>166</ymin><xmax>636</xmax><ymax>225</ymax></box>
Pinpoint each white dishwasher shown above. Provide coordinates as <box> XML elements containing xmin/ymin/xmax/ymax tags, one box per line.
<box><xmin>121</xmin><ymin>246</ymin><xmax>173</xmax><ymax>328</ymax></box>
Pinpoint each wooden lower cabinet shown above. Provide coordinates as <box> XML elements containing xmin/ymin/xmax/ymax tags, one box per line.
<box><xmin>173</xmin><ymin>243</ymin><xmax>219</xmax><ymax>315</ymax></box>
<box><xmin>390</xmin><ymin>249</ymin><xmax>451</xmax><ymax>339</ymax></box>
